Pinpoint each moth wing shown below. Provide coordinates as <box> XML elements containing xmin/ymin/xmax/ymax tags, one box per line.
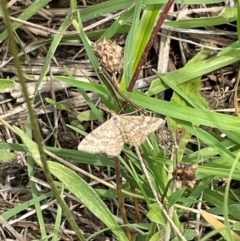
<box><xmin>78</xmin><ymin>118</ymin><xmax>124</xmax><ymax>157</ymax></box>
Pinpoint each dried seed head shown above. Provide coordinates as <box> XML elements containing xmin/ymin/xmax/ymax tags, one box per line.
<box><xmin>172</xmin><ymin>163</ymin><xmax>198</xmax><ymax>189</ymax></box>
<box><xmin>94</xmin><ymin>39</ymin><xmax>123</xmax><ymax>73</ymax></box>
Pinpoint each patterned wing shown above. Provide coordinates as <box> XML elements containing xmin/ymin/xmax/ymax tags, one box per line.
<box><xmin>119</xmin><ymin>116</ymin><xmax>164</xmax><ymax>147</ymax></box>
<box><xmin>78</xmin><ymin>118</ymin><xmax>124</xmax><ymax>157</ymax></box>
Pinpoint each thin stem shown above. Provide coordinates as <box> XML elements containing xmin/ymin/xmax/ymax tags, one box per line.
<box><xmin>134</xmin><ymin>146</ymin><xmax>187</xmax><ymax>241</ymax></box>
<box><xmin>128</xmin><ymin>0</ymin><xmax>174</xmax><ymax>92</ymax></box>
<box><xmin>1</xmin><ymin>1</ymin><xmax>85</xmax><ymax>240</ymax></box>
<box><xmin>115</xmin><ymin>157</ymin><xmax>132</xmax><ymax>240</ymax></box>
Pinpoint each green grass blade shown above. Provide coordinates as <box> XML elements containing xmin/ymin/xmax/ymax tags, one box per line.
<box><xmin>125</xmin><ymin>91</ymin><xmax>240</xmax><ymax>133</ymax></box>
<box><xmin>147</xmin><ymin>44</ymin><xmax>240</xmax><ymax>95</ymax></box>
<box><xmin>122</xmin><ymin>0</ymin><xmax>143</xmax><ymax>87</ymax></box>
<box><xmin>165</xmin><ymin>7</ymin><xmax>237</xmax><ymax>28</ymax></box>
<box><xmin>0</xmin><ymin>79</ymin><xmax>14</xmax><ymax>90</ymax></box>
<box><xmin>56</xmin><ymin>76</ymin><xmax>240</xmax><ymax>133</ymax></box>
<box><xmin>49</xmin><ymin>161</ymin><xmax>129</xmax><ymax>241</ymax></box>
<box><xmin>0</xmin><ymin>0</ymin><xmax>51</xmax><ymax>42</ymax></box>
<box><xmin>101</xmin><ymin>7</ymin><xmax>134</xmax><ymax>39</ymax></box>
<box><xmin>237</xmin><ymin>0</ymin><xmax>240</xmax><ymax>42</ymax></box>
<box><xmin>33</xmin><ymin>15</ymin><xmax>72</xmax><ymax>100</ymax></box>
<box><xmin>79</xmin><ymin>0</ymin><xmax>134</xmax><ymax>22</ymax></box>
<box><xmin>121</xmin><ymin>4</ymin><xmax>162</xmax><ymax>89</ymax></box>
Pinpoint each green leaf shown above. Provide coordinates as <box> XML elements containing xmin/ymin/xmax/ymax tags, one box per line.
<box><xmin>208</xmin><ymin>204</ymin><xmax>240</xmax><ymax>219</ymax></box>
<box><xmin>149</xmin><ymin>231</ymin><xmax>166</xmax><ymax>241</ymax></box>
<box><xmin>122</xmin><ymin>0</ymin><xmax>143</xmax><ymax>87</ymax></box>
<box><xmin>0</xmin><ymin>149</ymin><xmax>15</xmax><ymax>161</ymax></box>
<box><xmin>0</xmin><ymin>79</ymin><xmax>14</xmax><ymax>90</ymax></box>
<box><xmin>11</xmin><ymin>126</ymin><xmax>42</xmax><ymax>167</ymax></box>
<box><xmin>49</xmin><ymin>161</ymin><xmax>129</xmax><ymax>241</ymax></box>
<box><xmin>56</xmin><ymin>76</ymin><xmax>240</xmax><ymax>133</ymax></box>
<box><xmin>238</xmin><ymin>0</ymin><xmax>240</xmax><ymax>42</ymax></box>
<box><xmin>183</xmin><ymin>229</ymin><xmax>195</xmax><ymax>241</ymax></box>
<box><xmin>125</xmin><ymin>91</ymin><xmax>240</xmax><ymax>133</ymax></box>
<box><xmin>101</xmin><ymin>7</ymin><xmax>134</xmax><ymax>39</ymax></box>
<box><xmin>121</xmin><ymin>4</ymin><xmax>162</xmax><ymax>89</ymax></box>
<box><xmin>198</xmin><ymin>166</ymin><xmax>240</xmax><ymax>180</ymax></box>
<box><xmin>45</xmin><ymin>98</ymin><xmax>76</xmax><ymax>115</ymax></box>
<box><xmin>147</xmin><ymin>203</ymin><xmax>166</xmax><ymax>226</ymax></box>
<box><xmin>2</xmin><ymin>191</ymin><xmax>53</xmax><ymax>220</ymax></box>
<box><xmin>147</xmin><ymin>44</ymin><xmax>240</xmax><ymax>95</ymax></box>
<box><xmin>160</xmin><ymin>48</ymin><xmax>210</xmax><ymax>160</ymax></box>
<box><xmin>165</xmin><ymin>7</ymin><xmax>237</xmax><ymax>28</ymax></box>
